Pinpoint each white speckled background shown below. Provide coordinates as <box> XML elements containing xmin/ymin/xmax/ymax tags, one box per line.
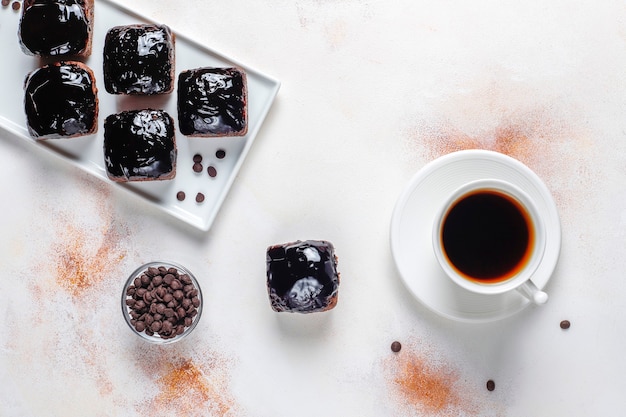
<box><xmin>1</xmin><ymin>0</ymin><xmax>626</xmax><ymax>416</ymax></box>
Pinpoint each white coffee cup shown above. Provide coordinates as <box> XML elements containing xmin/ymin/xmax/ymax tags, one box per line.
<box><xmin>432</xmin><ymin>179</ymin><xmax>548</xmax><ymax>304</ymax></box>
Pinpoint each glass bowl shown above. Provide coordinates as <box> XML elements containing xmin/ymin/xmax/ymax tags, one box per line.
<box><xmin>121</xmin><ymin>261</ymin><xmax>203</xmax><ymax>344</ymax></box>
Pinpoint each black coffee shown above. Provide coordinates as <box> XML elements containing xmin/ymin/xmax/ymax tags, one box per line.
<box><xmin>441</xmin><ymin>190</ymin><xmax>533</xmax><ymax>283</ymax></box>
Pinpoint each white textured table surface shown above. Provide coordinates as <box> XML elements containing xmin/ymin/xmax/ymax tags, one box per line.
<box><xmin>1</xmin><ymin>1</ymin><xmax>625</xmax><ymax>416</ymax></box>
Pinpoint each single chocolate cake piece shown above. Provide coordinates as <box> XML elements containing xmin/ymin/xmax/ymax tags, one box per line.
<box><xmin>103</xmin><ymin>24</ymin><xmax>175</xmax><ymax>95</ymax></box>
<box><xmin>104</xmin><ymin>110</ymin><xmax>177</xmax><ymax>182</ymax></box>
<box><xmin>266</xmin><ymin>240</ymin><xmax>340</xmax><ymax>313</ymax></box>
<box><xmin>177</xmin><ymin>67</ymin><xmax>248</xmax><ymax>137</ymax></box>
<box><xmin>24</xmin><ymin>61</ymin><xmax>98</xmax><ymax>139</ymax></box>
<box><xmin>18</xmin><ymin>0</ymin><xmax>93</xmax><ymax>57</ymax></box>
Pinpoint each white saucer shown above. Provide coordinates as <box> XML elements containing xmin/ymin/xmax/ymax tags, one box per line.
<box><xmin>390</xmin><ymin>150</ymin><xmax>561</xmax><ymax>323</ymax></box>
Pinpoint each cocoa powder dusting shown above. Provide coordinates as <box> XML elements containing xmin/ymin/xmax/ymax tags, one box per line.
<box><xmin>152</xmin><ymin>358</ymin><xmax>236</xmax><ymax>417</ymax></box>
<box><xmin>52</xmin><ymin>219</ymin><xmax>127</xmax><ymax>297</ymax></box>
<box><xmin>416</xmin><ymin>120</ymin><xmax>544</xmax><ymax>169</ymax></box>
<box><xmin>385</xmin><ymin>343</ymin><xmax>486</xmax><ymax>417</ymax></box>
<box><xmin>394</xmin><ymin>357</ymin><xmax>458</xmax><ymax>413</ymax></box>
<box><xmin>392</xmin><ymin>352</ymin><xmax>461</xmax><ymax>415</ymax></box>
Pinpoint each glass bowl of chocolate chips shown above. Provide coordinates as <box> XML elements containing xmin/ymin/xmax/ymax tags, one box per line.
<box><xmin>122</xmin><ymin>261</ymin><xmax>202</xmax><ymax>344</ymax></box>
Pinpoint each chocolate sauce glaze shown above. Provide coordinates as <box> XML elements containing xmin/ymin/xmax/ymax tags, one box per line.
<box><xmin>177</xmin><ymin>67</ymin><xmax>247</xmax><ymax>136</ymax></box>
<box><xmin>104</xmin><ymin>110</ymin><xmax>176</xmax><ymax>181</ymax></box>
<box><xmin>19</xmin><ymin>0</ymin><xmax>90</xmax><ymax>56</ymax></box>
<box><xmin>266</xmin><ymin>240</ymin><xmax>339</xmax><ymax>313</ymax></box>
<box><xmin>103</xmin><ymin>24</ymin><xmax>174</xmax><ymax>95</ymax></box>
<box><xmin>24</xmin><ymin>62</ymin><xmax>97</xmax><ymax>138</ymax></box>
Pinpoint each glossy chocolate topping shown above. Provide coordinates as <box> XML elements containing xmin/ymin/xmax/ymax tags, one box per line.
<box><xmin>19</xmin><ymin>0</ymin><xmax>90</xmax><ymax>56</ymax></box>
<box><xmin>24</xmin><ymin>62</ymin><xmax>97</xmax><ymax>138</ymax></box>
<box><xmin>104</xmin><ymin>110</ymin><xmax>176</xmax><ymax>181</ymax></box>
<box><xmin>266</xmin><ymin>240</ymin><xmax>339</xmax><ymax>313</ymax></box>
<box><xmin>177</xmin><ymin>67</ymin><xmax>247</xmax><ymax>136</ymax></box>
<box><xmin>103</xmin><ymin>24</ymin><xmax>174</xmax><ymax>95</ymax></box>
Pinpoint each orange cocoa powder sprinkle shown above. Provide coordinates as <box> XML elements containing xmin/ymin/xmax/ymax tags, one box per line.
<box><xmin>419</xmin><ymin>123</ymin><xmax>539</xmax><ymax>167</ymax></box>
<box><xmin>53</xmin><ymin>220</ymin><xmax>126</xmax><ymax>297</ymax></box>
<box><xmin>155</xmin><ymin>359</ymin><xmax>234</xmax><ymax>416</ymax></box>
<box><xmin>393</xmin><ymin>354</ymin><xmax>460</xmax><ymax>414</ymax></box>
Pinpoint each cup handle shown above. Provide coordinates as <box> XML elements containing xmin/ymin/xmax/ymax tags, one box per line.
<box><xmin>516</xmin><ymin>280</ymin><xmax>549</xmax><ymax>305</ymax></box>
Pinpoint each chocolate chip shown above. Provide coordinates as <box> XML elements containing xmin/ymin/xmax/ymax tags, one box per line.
<box><xmin>11</xmin><ymin>1</ymin><xmax>19</xmax><ymax>10</ymax></box>
<box><xmin>193</xmin><ymin>162</ymin><xmax>203</xmax><ymax>173</ymax></box>
<box><xmin>390</xmin><ymin>341</ymin><xmax>402</xmax><ymax>353</ymax></box>
<box><xmin>176</xmin><ymin>191</ymin><xmax>185</xmax><ymax>201</ymax></box>
<box><xmin>162</xmin><ymin>321</ymin><xmax>173</xmax><ymax>334</ymax></box>
<box><xmin>193</xmin><ymin>153</ymin><xmax>203</xmax><ymax>163</ymax></box>
<box><xmin>215</xmin><ymin>149</ymin><xmax>226</xmax><ymax>159</ymax></box>
<box><xmin>151</xmin><ymin>321</ymin><xmax>162</xmax><ymax>332</ymax></box>
<box><xmin>163</xmin><ymin>274</ymin><xmax>175</xmax><ymax>285</ymax></box>
<box><xmin>2</xmin><ymin>0</ymin><xmax>10</xmax><ymax>7</ymax></box>
<box><xmin>140</xmin><ymin>274</ymin><xmax>150</xmax><ymax>286</ymax></box>
<box><xmin>560</xmin><ymin>320</ymin><xmax>571</xmax><ymax>329</ymax></box>
<box><xmin>486</xmin><ymin>380</ymin><xmax>495</xmax><ymax>391</ymax></box>
<box><xmin>196</xmin><ymin>193</ymin><xmax>205</xmax><ymax>203</ymax></box>
<box><xmin>207</xmin><ymin>166</ymin><xmax>217</xmax><ymax>177</ymax></box>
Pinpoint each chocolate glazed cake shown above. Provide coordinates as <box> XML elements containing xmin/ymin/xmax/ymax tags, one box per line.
<box><xmin>177</xmin><ymin>67</ymin><xmax>248</xmax><ymax>137</ymax></box>
<box><xmin>104</xmin><ymin>110</ymin><xmax>177</xmax><ymax>182</ymax></box>
<box><xmin>18</xmin><ymin>0</ymin><xmax>94</xmax><ymax>57</ymax></box>
<box><xmin>103</xmin><ymin>24</ymin><xmax>175</xmax><ymax>95</ymax></box>
<box><xmin>266</xmin><ymin>240</ymin><xmax>340</xmax><ymax>313</ymax></box>
<box><xmin>24</xmin><ymin>61</ymin><xmax>98</xmax><ymax>139</ymax></box>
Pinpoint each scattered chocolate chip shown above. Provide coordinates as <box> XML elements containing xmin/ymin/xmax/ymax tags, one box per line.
<box><xmin>486</xmin><ymin>380</ymin><xmax>495</xmax><ymax>391</ymax></box>
<box><xmin>2</xmin><ymin>0</ymin><xmax>11</xmax><ymax>7</ymax></box>
<box><xmin>215</xmin><ymin>149</ymin><xmax>226</xmax><ymax>159</ymax></box>
<box><xmin>193</xmin><ymin>162</ymin><xmax>203</xmax><ymax>173</ymax></box>
<box><xmin>11</xmin><ymin>1</ymin><xmax>19</xmax><ymax>10</ymax></box>
<box><xmin>196</xmin><ymin>193</ymin><xmax>205</xmax><ymax>203</ymax></box>
<box><xmin>391</xmin><ymin>341</ymin><xmax>402</xmax><ymax>353</ymax></box>
<box><xmin>207</xmin><ymin>166</ymin><xmax>217</xmax><ymax>177</ymax></box>
<box><xmin>176</xmin><ymin>191</ymin><xmax>186</xmax><ymax>201</ymax></box>
<box><xmin>193</xmin><ymin>153</ymin><xmax>202</xmax><ymax>163</ymax></box>
<box><xmin>560</xmin><ymin>320</ymin><xmax>571</xmax><ymax>330</ymax></box>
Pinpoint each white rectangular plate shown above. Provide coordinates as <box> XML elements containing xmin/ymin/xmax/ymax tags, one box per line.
<box><xmin>0</xmin><ymin>0</ymin><xmax>280</xmax><ymax>231</ymax></box>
